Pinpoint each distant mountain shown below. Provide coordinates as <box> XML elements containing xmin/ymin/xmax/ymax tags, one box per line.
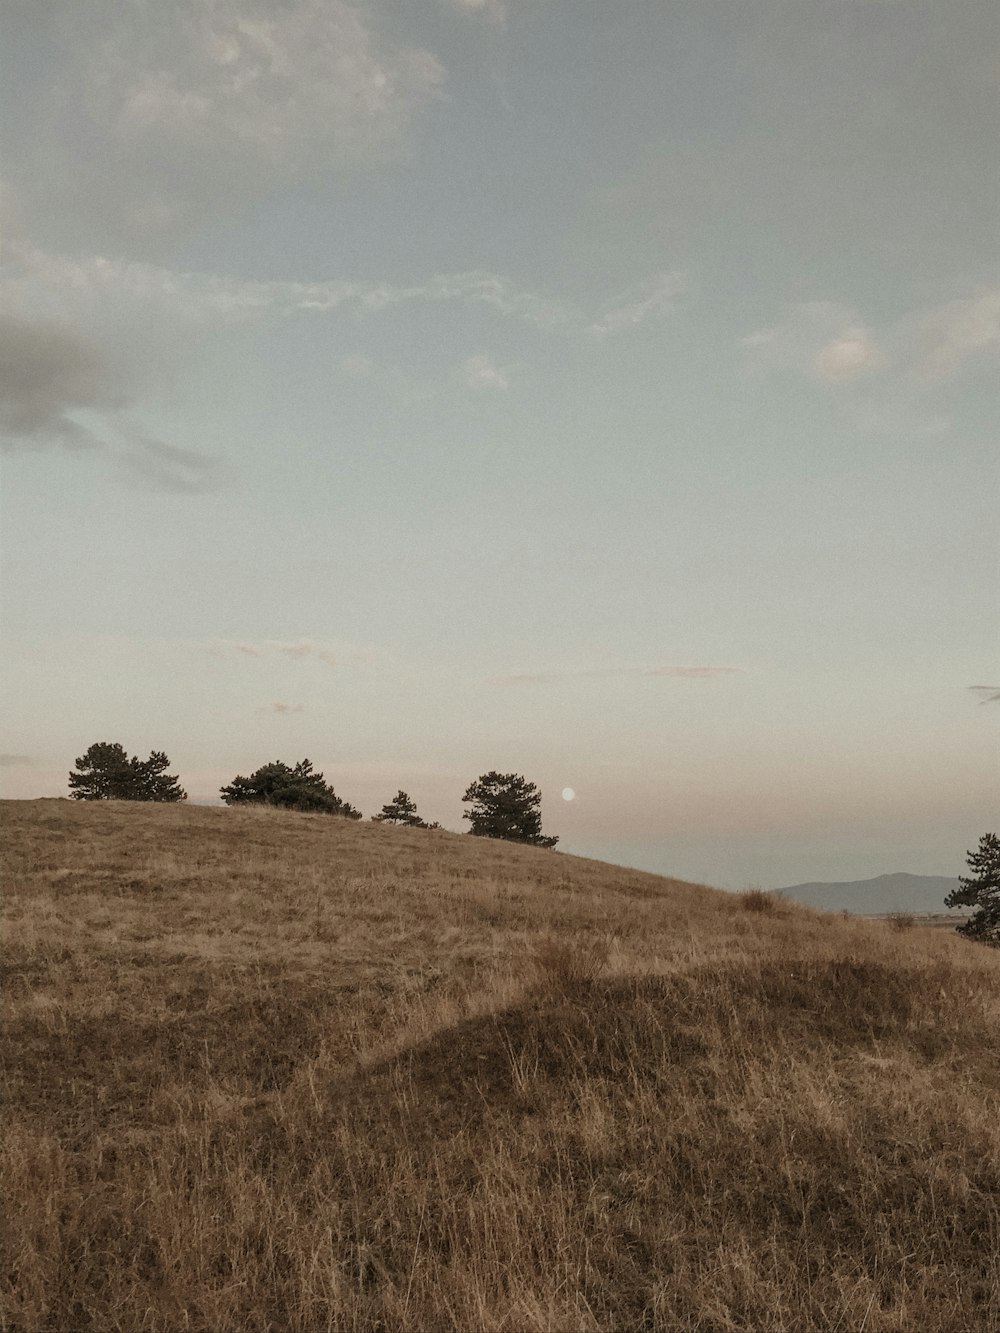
<box><xmin>775</xmin><ymin>872</ymin><xmax>963</xmax><ymax>916</ymax></box>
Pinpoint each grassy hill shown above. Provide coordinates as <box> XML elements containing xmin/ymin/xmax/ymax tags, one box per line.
<box><xmin>2</xmin><ymin>799</ymin><xmax>999</xmax><ymax>1332</ymax></box>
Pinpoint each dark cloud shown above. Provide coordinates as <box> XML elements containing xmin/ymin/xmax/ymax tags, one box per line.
<box><xmin>0</xmin><ymin>313</ymin><xmax>228</xmax><ymax>492</ymax></box>
<box><xmin>969</xmin><ymin>686</ymin><xmax>1000</xmax><ymax>705</ymax></box>
<box><xmin>0</xmin><ymin>314</ymin><xmax>114</xmax><ymax>447</ymax></box>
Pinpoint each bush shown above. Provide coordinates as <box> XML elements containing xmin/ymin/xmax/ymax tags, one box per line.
<box><xmin>739</xmin><ymin>888</ymin><xmax>777</xmax><ymax>913</ymax></box>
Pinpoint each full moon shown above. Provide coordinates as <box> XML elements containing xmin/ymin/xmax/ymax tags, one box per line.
<box><xmin>561</xmin><ymin>787</ymin><xmax>575</xmax><ymax>801</ymax></box>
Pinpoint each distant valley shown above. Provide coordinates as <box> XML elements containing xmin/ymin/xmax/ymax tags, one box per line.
<box><xmin>775</xmin><ymin>872</ymin><xmax>964</xmax><ymax>916</ymax></box>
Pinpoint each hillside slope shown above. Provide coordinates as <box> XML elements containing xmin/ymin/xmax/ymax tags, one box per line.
<box><xmin>2</xmin><ymin>800</ymin><xmax>999</xmax><ymax>1332</ymax></box>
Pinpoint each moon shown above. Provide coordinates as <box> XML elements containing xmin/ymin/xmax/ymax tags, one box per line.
<box><xmin>561</xmin><ymin>787</ymin><xmax>575</xmax><ymax>801</ymax></box>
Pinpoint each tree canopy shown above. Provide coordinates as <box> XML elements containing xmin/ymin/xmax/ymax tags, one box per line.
<box><xmin>946</xmin><ymin>833</ymin><xmax>1000</xmax><ymax>946</ymax></box>
<box><xmin>462</xmin><ymin>771</ymin><xmax>558</xmax><ymax>848</ymax></box>
<box><xmin>68</xmin><ymin>742</ymin><xmax>187</xmax><ymax>802</ymax></box>
<box><xmin>220</xmin><ymin>759</ymin><xmax>361</xmax><ymax>817</ymax></box>
<box><xmin>371</xmin><ymin>790</ymin><xmax>437</xmax><ymax>827</ymax></box>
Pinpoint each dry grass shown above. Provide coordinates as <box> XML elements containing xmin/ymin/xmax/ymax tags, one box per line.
<box><xmin>2</xmin><ymin>799</ymin><xmax>999</xmax><ymax>1332</ymax></box>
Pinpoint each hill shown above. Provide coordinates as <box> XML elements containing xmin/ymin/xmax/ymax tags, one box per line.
<box><xmin>776</xmin><ymin>872</ymin><xmax>963</xmax><ymax>916</ymax></box>
<box><xmin>2</xmin><ymin>799</ymin><xmax>999</xmax><ymax>1332</ymax></box>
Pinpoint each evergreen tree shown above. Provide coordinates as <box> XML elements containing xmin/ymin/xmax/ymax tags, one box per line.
<box><xmin>69</xmin><ymin>742</ymin><xmax>186</xmax><ymax>801</ymax></box>
<box><xmin>220</xmin><ymin>759</ymin><xmax>361</xmax><ymax>817</ymax></box>
<box><xmin>461</xmin><ymin>771</ymin><xmax>558</xmax><ymax>848</ymax></box>
<box><xmin>946</xmin><ymin>833</ymin><xmax>1000</xmax><ymax>946</ymax></box>
<box><xmin>372</xmin><ymin>789</ymin><xmax>430</xmax><ymax>826</ymax></box>
<box><xmin>131</xmin><ymin>750</ymin><xmax>187</xmax><ymax>802</ymax></box>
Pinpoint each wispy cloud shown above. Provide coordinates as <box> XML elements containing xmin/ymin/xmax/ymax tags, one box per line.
<box><xmin>492</xmin><ymin>665</ymin><xmax>746</xmax><ymax>686</ymax></box>
<box><xmin>969</xmin><ymin>685</ymin><xmax>1000</xmax><ymax>705</ymax></box>
<box><xmin>264</xmin><ymin>702</ymin><xmax>305</xmax><ymax>714</ymax></box>
<box><xmin>0</xmin><ymin>754</ymin><xmax>33</xmax><ymax>767</ymax></box>
<box><xmin>463</xmin><ymin>352</ymin><xmax>510</xmax><ymax>389</ymax></box>
<box><xmin>4</xmin><ymin>244</ymin><xmax>571</xmax><ymax>331</ymax></box>
<box><xmin>590</xmin><ymin>271</ymin><xmax>683</xmax><ymax>337</ymax></box>
<box><xmin>219</xmin><ymin>639</ymin><xmax>369</xmax><ymax>668</ymax></box>
<box><xmin>115</xmin><ymin>433</ymin><xmax>231</xmax><ymax>494</ymax></box>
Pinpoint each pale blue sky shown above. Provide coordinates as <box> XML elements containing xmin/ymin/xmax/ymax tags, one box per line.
<box><xmin>2</xmin><ymin>0</ymin><xmax>997</xmax><ymax>887</ymax></box>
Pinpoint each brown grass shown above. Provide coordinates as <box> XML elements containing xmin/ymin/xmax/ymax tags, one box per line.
<box><xmin>2</xmin><ymin>799</ymin><xmax>999</xmax><ymax>1332</ymax></box>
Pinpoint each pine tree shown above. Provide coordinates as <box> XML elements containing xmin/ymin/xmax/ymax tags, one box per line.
<box><xmin>69</xmin><ymin>742</ymin><xmax>187</xmax><ymax>802</ymax></box>
<box><xmin>461</xmin><ymin>771</ymin><xmax>558</xmax><ymax>848</ymax></box>
<box><xmin>131</xmin><ymin>750</ymin><xmax>186</xmax><ymax>802</ymax></box>
<box><xmin>220</xmin><ymin>759</ymin><xmax>361</xmax><ymax>817</ymax></box>
<box><xmin>946</xmin><ymin>833</ymin><xmax>1000</xmax><ymax>945</ymax></box>
<box><xmin>372</xmin><ymin>790</ymin><xmax>428</xmax><ymax>826</ymax></box>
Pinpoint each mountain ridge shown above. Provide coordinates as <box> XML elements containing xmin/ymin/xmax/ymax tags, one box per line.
<box><xmin>775</xmin><ymin>871</ymin><xmax>963</xmax><ymax>915</ymax></box>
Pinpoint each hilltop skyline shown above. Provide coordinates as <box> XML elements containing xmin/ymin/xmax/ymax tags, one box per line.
<box><xmin>2</xmin><ymin>0</ymin><xmax>997</xmax><ymax>888</ymax></box>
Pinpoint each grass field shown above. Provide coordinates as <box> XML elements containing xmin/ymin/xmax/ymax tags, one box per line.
<box><xmin>2</xmin><ymin>799</ymin><xmax>999</xmax><ymax>1332</ymax></box>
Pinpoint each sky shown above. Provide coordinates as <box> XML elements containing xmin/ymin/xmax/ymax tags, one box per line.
<box><xmin>1</xmin><ymin>0</ymin><xmax>997</xmax><ymax>890</ymax></box>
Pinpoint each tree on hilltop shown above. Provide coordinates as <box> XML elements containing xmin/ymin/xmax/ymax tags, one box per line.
<box><xmin>69</xmin><ymin>742</ymin><xmax>186</xmax><ymax>802</ymax></box>
<box><xmin>372</xmin><ymin>790</ymin><xmax>427</xmax><ymax>826</ymax></box>
<box><xmin>946</xmin><ymin>833</ymin><xmax>1000</xmax><ymax>946</ymax></box>
<box><xmin>462</xmin><ymin>771</ymin><xmax>558</xmax><ymax>848</ymax></box>
<box><xmin>220</xmin><ymin>759</ymin><xmax>361</xmax><ymax>817</ymax></box>
<box><xmin>371</xmin><ymin>789</ymin><xmax>440</xmax><ymax>828</ymax></box>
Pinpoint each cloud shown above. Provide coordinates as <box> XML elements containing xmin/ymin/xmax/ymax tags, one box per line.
<box><xmin>10</xmin><ymin>1</ymin><xmax>445</xmax><ymax>246</ymax></box>
<box><xmin>463</xmin><ymin>353</ymin><xmax>510</xmax><ymax>389</ymax></box>
<box><xmin>915</xmin><ymin>290</ymin><xmax>1000</xmax><ymax>384</ymax></box>
<box><xmin>0</xmin><ymin>311</ymin><xmax>227</xmax><ymax>490</ymax></box>
<box><xmin>114</xmin><ymin>434</ymin><xmax>231</xmax><ymax>494</ymax></box>
<box><xmin>492</xmin><ymin>665</ymin><xmax>745</xmax><ymax>686</ymax></box>
<box><xmin>0</xmin><ymin>754</ymin><xmax>33</xmax><ymax>767</ymax></box>
<box><xmin>339</xmin><ymin>354</ymin><xmax>377</xmax><ymax>379</ymax></box>
<box><xmin>109</xmin><ymin>1</ymin><xmax>444</xmax><ymax>164</ymax></box>
<box><xmin>969</xmin><ymin>686</ymin><xmax>1000</xmax><ymax>705</ymax></box>
<box><xmin>265</xmin><ymin>702</ymin><xmax>304</xmax><ymax>714</ymax></box>
<box><xmin>745</xmin><ymin>288</ymin><xmax>1000</xmax><ymax>392</ymax></box>
<box><xmin>442</xmin><ymin>0</ymin><xmax>507</xmax><ymax>21</ymax></box>
<box><xmin>741</xmin><ymin>288</ymin><xmax>1000</xmax><ymax>437</ymax></box>
<box><xmin>813</xmin><ymin>329</ymin><xmax>885</xmax><ymax>382</ymax></box>
<box><xmin>590</xmin><ymin>272</ymin><xmax>683</xmax><ymax>337</ymax></box>
<box><xmin>0</xmin><ymin>314</ymin><xmax>116</xmax><ymax>447</ymax></box>
<box><xmin>4</xmin><ymin>243</ymin><xmax>571</xmax><ymax>331</ymax></box>
<box><xmin>221</xmin><ymin>639</ymin><xmax>353</xmax><ymax>668</ymax></box>
<box><xmin>742</xmin><ymin>302</ymin><xmax>885</xmax><ymax>383</ymax></box>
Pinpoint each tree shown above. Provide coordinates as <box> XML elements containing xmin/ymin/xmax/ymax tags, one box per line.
<box><xmin>462</xmin><ymin>771</ymin><xmax>558</xmax><ymax>848</ymax></box>
<box><xmin>372</xmin><ymin>790</ymin><xmax>428</xmax><ymax>827</ymax></box>
<box><xmin>130</xmin><ymin>750</ymin><xmax>188</xmax><ymax>802</ymax></box>
<box><xmin>220</xmin><ymin>759</ymin><xmax>361</xmax><ymax>818</ymax></box>
<box><xmin>69</xmin><ymin>742</ymin><xmax>186</xmax><ymax>802</ymax></box>
<box><xmin>946</xmin><ymin>833</ymin><xmax>1000</xmax><ymax>945</ymax></box>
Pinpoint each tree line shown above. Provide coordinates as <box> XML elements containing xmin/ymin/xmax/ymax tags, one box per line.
<box><xmin>68</xmin><ymin>743</ymin><xmax>558</xmax><ymax>847</ymax></box>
